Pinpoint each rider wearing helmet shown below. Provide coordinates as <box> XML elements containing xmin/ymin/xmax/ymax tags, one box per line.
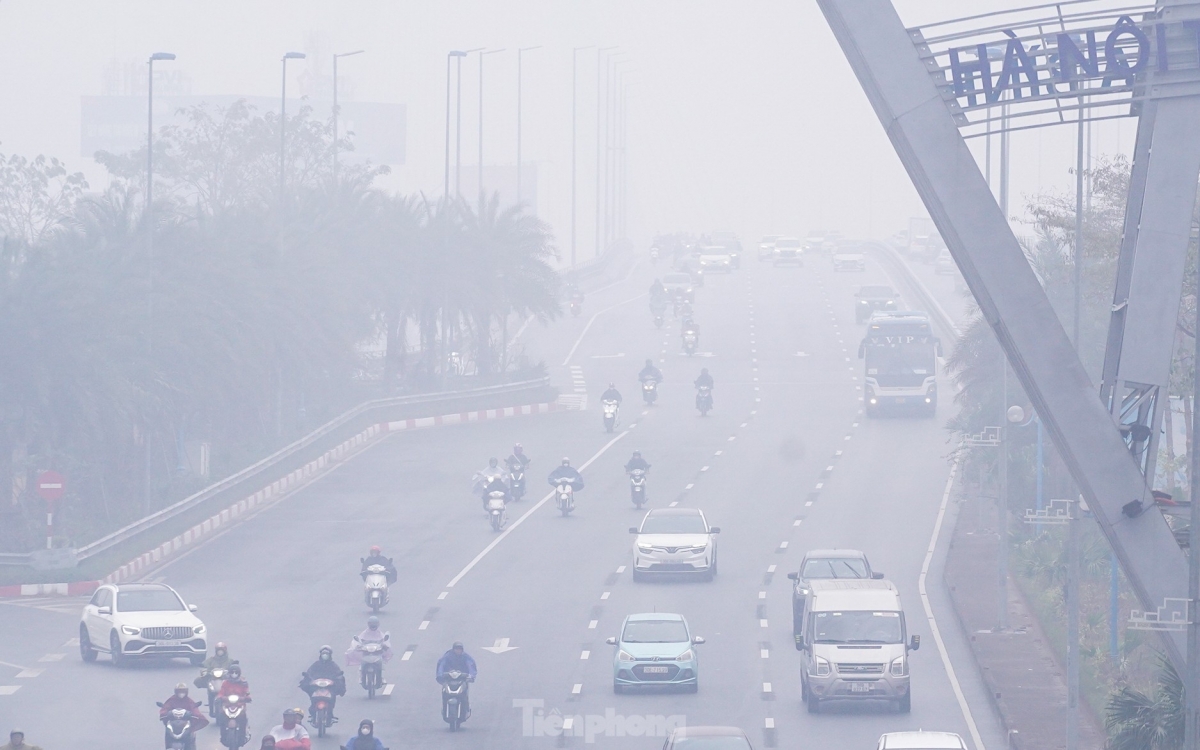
<box><xmin>159</xmin><ymin>682</ymin><xmax>210</xmax><ymax>738</ymax></box>
<box><xmin>216</xmin><ymin>663</ymin><xmax>251</xmax><ymax>703</ymax></box>
<box><xmin>505</xmin><ymin>443</ymin><xmax>531</xmax><ymax>472</ymax></box>
<box><xmin>346</xmin><ymin>616</ymin><xmax>393</xmax><ymax>685</ymax></box>
<box><xmin>344</xmin><ymin>719</ymin><xmax>386</xmax><ymax>750</ymax></box>
<box><xmin>694</xmin><ymin>368</ymin><xmax>714</xmax><ymax>389</ymax></box>
<box><xmin>601</xmin><ymin>382</ymin><xmax>623</xmax><ymax>404</ymax></box>
<box><xmin>624</xmin><ymin>450</ymin><xmax>651</xmax><ymax>474</ymax></box>
<box><xmin>639</xmin><ymin>359</ymin><xmax>663</xmax><ymax>384</ymax></box>
<box><xmin>360</xmin><ymin>546</ymin><xmax>397</xmax><ymax>585</ymax></box>
<box><xmin>268</xmin><ymin>708</ymin><xmax>311</xmax><ymax>750</ymax></box>
<box><xmin>547</xmin><ymin>457</ymin><xmax>585</xmax><ymax>491</ymax></box>
<box><xmin>300</xmin><ymin>646</ymin><xmax>346</xmax><ymax>724</ymax></box>
<box><xmin>436</xmin><ymin>642</ymin><xmax>478</xmax><ymax>716</ymax></box>
<box><xmin>195</xmin><ymin>641</ymin><xmax>236</xmax><ymax>688</ymax></box>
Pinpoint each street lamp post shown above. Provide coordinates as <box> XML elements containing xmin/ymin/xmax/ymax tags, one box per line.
<box><xmin>146</xmin><ymin>52</ymin><xmax>176</xmax><ymax>211</ymax></box>
<box><xmin>570</xmin><ymin>46</ymin><xmax>593</xmax><ymax>267</ymax></box>
<box><xmin>595</xmin><ymin>47</ymin><xmax>618</xmax><ymax>259</ymax></box>
<box><xmin>280</xmin><ymin>52</ymin><xmax>306</xmax><ymax>204</ymax></box>
<box><xmin>478</xmin><ymin>48</ymin><xmax>507</xmax><ymax>206</ymax></box>
<box><xmin>332</xmin><ymin>50</ymin><xmax>365</xmax><ymax>186</ymax></box>
<box><xmin>516</xmin><ymin>46</ymin><xmax>541</xmax><ymax>206</ymax></box>
<box><xmin>604</xmin><ymin>58</ymin><xmax>630</xmax><ymax>252</ymax></box>
<box><xmin>455</xmin><ymin>48</ymin><xmax>485</xmax><ymax>198</ymax></box>
<box><xmin>445</xmin><ymin>51</ymin><xmax>468</xmax><ymax>197</ymax></box>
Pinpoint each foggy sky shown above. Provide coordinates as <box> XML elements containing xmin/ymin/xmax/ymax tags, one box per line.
<box><xmin>0</xmin><ymin>1</ymin><xmax>1135</xmax><ymax>252</ymax></box>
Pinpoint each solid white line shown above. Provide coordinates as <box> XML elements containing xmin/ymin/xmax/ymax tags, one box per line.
<box><xmin>445</xmin><ymin>428</ymin><xmax>631</xmax><ymax>588</ymax></box>
<box><xmin>920</xmin><ymin>461</ymin><xmax>987</xmax><ymax>750</ymax></box>
<box><xmin>562</xmin><ymin>293</ymin><xmax>647</xmax><ymax>366</ymax></box>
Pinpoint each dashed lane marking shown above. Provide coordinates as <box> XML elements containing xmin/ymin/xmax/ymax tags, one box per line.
<box><xmin>715</xmin><ymin>450</ymin><xmax>723</xmax><ymax>456</ymax></box>
<box><xmin>759</xmin><ymin>619</ymin><xmax>769</xmax><ymax>628</ymax></box>
<box><xmin>793</xmin><ymin>520</ymin><xmax>802</xmax><ymax>527</ymax></box>
<box><xmin>616</xmin><ymin>566</ymin><xmax>625</xmax><ymax>573</ymax></box>
<box><xmin>805</xmin><ymin>501</ymin><xmax>813</xmax><ymax>507</ymax></box>
<box><xmin>588</xmin><ymin>620</ymin><xmax>598</xmax><ymax>629</ymax></box>
<box><xmin>685</xmin><ymin>483</ymin><xmax>694</xmax><ymax>490</ymax></box>
<box><xmin>418</xmin><ymin>621</ymin><xmax>430</xmax><ymax>630</ymax></box>
<box><xmin>815</xmin><ymin>482</ymin><xmax>823</xmax><ymax>489</ymax></box>
<box><xmin>701</xmin><ymin>466</ymin><xmax>709</xmax><ymax>472</ymax></box>
<box><xmin>669</xmin><ymin>501</ymin><xmax>679</xmax><ymax>507</ymax></box>
<box><xmin>600</xmin><ymin>592</ymin><xmax>610</xmax><ymax>600</ymax></box>
<box><xmin>580</xmin><ymin>651</ymin><xmax>590</xmax><ymax>660</ymax></box>
<box><xmin>765</xmin><ymin>718</ymin><xmax>775</xmax><ymax>729</ymax></box>
<box><xmin>758</xmin><ymin>591</ymin><xmax>767</xmax><ymax>599</ymax></box>
<box><xmin>401</xmin><ymin>650</ymin><xmax>413</xmax><ymax>661</ymax></box>
<box><xmin>767</xmin><ymin>565</ymin><xmax>776</xmax><ymax>573</ymax></box>
<box><xmin>571</xmin><ymin>684</ymin><xmax>583</xmax><ymax>695</ymax></box>
<box><xmin>778</xmin><ymin>542</ymin><xmax>789</xmax><ymax>551</ymax></box>
<box><xmin>763</xmin><ymin>682</ymin><xmax>773</xmax><ymax>693</ymax></box>
<box><xmin>0</xmin><ymin>686</ymin><xmax>20</xmax><ymax>696</ymax></box>
<box><xmin>381</xmin><ymin>683</ymin><xmax>395</xmax><ymax>696</ymax></box>
<box><xmin>15</xmin><ymin>669</ymin><xmax>42</xmax><ymax>678</ymax></box>
<box><xmin>38</xmin><ymin>654</ymin><xmax>65</xmax><ymax>662</ymax></box>
<box><xmin>438</xmin><ymin>591</ymin><xmax>448</xmax><ymax>600</ymax></box>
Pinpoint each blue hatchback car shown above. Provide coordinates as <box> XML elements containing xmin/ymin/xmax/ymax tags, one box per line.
<box><xmin>607</xmin><ymin>613</ymin><xmax>704</xmax><ymax>693</ymax></box>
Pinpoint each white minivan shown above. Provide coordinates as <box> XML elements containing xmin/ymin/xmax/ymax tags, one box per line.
<box><xmin>798</xmin><ymin>579</ymin><xmax>919</xmax><ymax>714</ymax></box>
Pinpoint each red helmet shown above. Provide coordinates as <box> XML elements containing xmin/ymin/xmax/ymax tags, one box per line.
<box><xmin>369</xmin><ymin>545</ymin><xmax>381</xmax><ymax>555</ymax></box>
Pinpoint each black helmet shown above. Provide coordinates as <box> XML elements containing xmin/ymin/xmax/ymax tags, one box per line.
<box><xmin>319</xmin><ymin>645</ymin><xmax>333</xmax><ymax>661</ymax></box>
<box><xmin>229</xmin><ymin>664</ymin><xmax>242</xmax><ymax>678</ymax></box>
<box><xmin>632</xmin><ymin>449</ymin><xmax>641</xmax><ymax>457</ymax></box>
<box><xmin>488</xmin><ymin>457</ymin><xmax>499</xmax><ymax>467</ymax></box>
<box><xmin>645</xmin><ymin>359</ymin><xmax>653</xmax><ymax>367</ymax></box>
<box><xmin>452</xmin><ymin>641</ymin><xmax>464</xmax><ymax>650</ymax></box>
<box><xmin>561</xmin><ymin>457</ymin><xmax>571</xmax><ymax>466</ymax></box>
<box><xmin>358</xmin><ymin>718</ymin><xmax>375</xmax><ymax>736</ymax></box>
<box><xmin>367</xmin><ymin>615</ymin><xmax>380</xmax><ymax>630</ymax></box>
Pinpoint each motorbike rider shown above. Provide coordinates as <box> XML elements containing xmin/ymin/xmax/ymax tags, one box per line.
<box><xmin>694</xmin><ymin>368</ymin><xmax>714</xmax><ymax>390</ymax></box>
<box><xmin>639</xmin><ymin>359</ymin><xmax>663</xmax><ymax>385</ymax></box>
<box><xmin>194</xmin><ymin>641</ymin><xmax>236</xmax><ymax>689</ymax></box>
<box><xmin>624</xmin><ymin>450</ymin><xmax>651</xmax><ymax>474</ymax></box>
<box><xmin>479</xmin><ymin>471</ymin><xmax>512</xmax><ymax>512</ymax></box>
<box><xmin>360</xmin><ymin>546</ymin><xmax>397</xmax><ymax>585</ymax></box>
<box><xmin>343</xmin><ymin>719</ymin><xmax>386</xmax><ymax>750</ymax></box>
<box><xmin>436</xmin><ymin>642</ymin><xmax>478</xmax><ymax>716</ymax></box>
<box><xmin>547</xmin><ymin>458</ymin><xmax>585</xmax><ymax>492</ymax></box>
<box><xmin>300</xmin><ymin>646</ymin><xmax>346</xmax><ymax>724</ymax></box>
<box><xmin>681</xmin><ymin>316</ymin><xmax>699</xmax><ymax>338</ymax></box>
<box><xmin>601</xmin><ymin>382</ymin><xmax>623</xmax><ymax>404</ymax></box>
<box><xmin>160</xmin><ymin>682</ymin><xmax>210</xmax><ymax>741</ymax></box>
<box><xmin>216</xmin><ymin>663</ymin><xmax>252</xmax><ymax>705</ymax></box>
<box><xmin>505</xmin><ymin>443</ymin><xmax>530</xmax><ymax>472</ymax></box>
<box><xmin>347</xmin><ymin>616</ymin><xmax>393</xmax><ymax>680</ymax></box>
<box><xmin>268</xmin><ymin>708</ymin><xmax>311</xmax><ymax>750</ymax></box>
<box><xmin>649</xmin><ymin>278</ymin><xmax>666</xmax><ymax>303</ymax></box>
<box><xmin>1</xmin><ymin>730</ymin><xmax>42</xmax><ymax>750</ymax></box>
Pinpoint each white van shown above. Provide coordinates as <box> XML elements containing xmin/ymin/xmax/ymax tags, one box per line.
<box><xmin>797</xmin><ymin>579</ymin><xmax>919</xmax><ymax>713</ymax></box>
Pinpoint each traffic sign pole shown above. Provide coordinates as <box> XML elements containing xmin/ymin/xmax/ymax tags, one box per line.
<box><xmin>36</xmin><ymin>470</ymin><xmax>66</xmax><ymax>550</ymax></box>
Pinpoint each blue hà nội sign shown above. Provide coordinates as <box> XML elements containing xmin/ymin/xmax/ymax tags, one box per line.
<box><xmin>947</xmin><ymin>15</ymin><xmax>1200</xmax><ymax>107</ymax></box>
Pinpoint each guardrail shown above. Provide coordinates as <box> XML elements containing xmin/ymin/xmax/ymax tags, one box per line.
<box><xmin>0</xmin><ymin>378</ymin><xmax>550</xmax><ymax>569</ymax></box>
<box><xmin>862</xmin><ymin>240</ymin><xmax>961</xmax><ymax>339</ymax></box>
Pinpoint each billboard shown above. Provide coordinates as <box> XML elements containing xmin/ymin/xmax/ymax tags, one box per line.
<box><xmin>81</xmin><ymin>95</ymin><xmax>406</xmax><ymax>165</ymax></box>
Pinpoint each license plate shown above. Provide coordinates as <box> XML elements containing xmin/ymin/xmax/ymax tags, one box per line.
<box><xmin>159</xmin><ymin>640</ymin><xmax>182</xmax><ymax>646</ymax></box>
<box><xmin>642</xmin><ymin>666</ymin><xmax>669</xmax><ymax>674</ymax></box>
<box><xmin>894</xmin><ymin>398</ymin><xmax>906</xmax><ymax>404</ymax></box>
<box><xmin>850</xmin><ymin>683</ymin><xmax>872</xmax><ymax>693</ymax></box>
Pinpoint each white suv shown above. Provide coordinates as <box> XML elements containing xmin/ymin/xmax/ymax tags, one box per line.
<box><xmin>878</xmin><ymin>731</ymin><xmax>967</xmax><ymax>749</ymax></box>
<box><xmin>79</xmin><ymin>583</ymin><xmax>207</xmax><ymax>666</ymax></box>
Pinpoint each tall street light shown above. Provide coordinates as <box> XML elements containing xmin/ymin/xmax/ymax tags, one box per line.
<box><xmin>594</xmin><ymin>46</ymin><xmax>618</xmax><ymax>259</ymax></box>
<box><xmin>332</xmin><ymin>49</ymin><xmax>365</xmax><ymax>186</ymax></box>
<box><xmin>516</xmin><ymin>46</ymin><xmax>542</xmax><ymax>207</ymax></box>
<box><xmin>456</xmin><ymin>48</ymin><xmax>485</xmax><ymax>198</ymax></box>
<box><xmin>280</xmin><ymin>51</ymin><xmax>306</xmax><ymax>204</ymax></box>
<box><xmin>445</xmin><ymin>51</ymin><xmax>469</xmax><ymax>197</ymax></box>
<box><xmin>478</xmin><ymin>48</ymin><xmax>507</xmax><ymax>206</ymax></box>
<box><xmin>605</xmin><ymin>57</ymin><xmax>630</xmax><ymax>253</ymax></box>
<box><xmin>570</xmin><ymin>46</ymin><xmax>594</xmax><ymax>267</ymax></box>
<box><xmin>146</xmin><ymin>52</ymin><xmax>176</xmax><ymax>211</ymax></box>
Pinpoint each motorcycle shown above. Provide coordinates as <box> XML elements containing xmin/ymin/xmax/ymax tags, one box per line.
<box><xmin>217</xmin><ymin>694</ymin><xmax>249</xmax><ymax>750</ymax></box>
<box><xmin>362</xmin><ymin>563</ymin><xmax>390</xmax><ymax>612</ymax></box>
<box><xmin>653</xmin><ymin>311</ymin><xmax>664</xmax><ymax>328</ymax></box>
<box><xmin>440</xmin><ymin>669</ymin><xmax>472</xmax><ymax>731</ymax></box>
<box><xmin>570</xmin><ymin>297</ymin><xmax>582</xmax><ymax>317</ymax></box>
<box><xmin>696</xmin><ymin>385</ymin><xmax>713</xmax><ymax>416</ymax></box>
<box><xmin>602</xmin><ymin>399</ymin><xmax>619</xmax><ymax>433</ymax></box>
<box><xmin>307</xmin><ymin>677</ymin><xmax>336</xmax><ymax>738</ymax></box>
<box><xmin>353</xmin><ymin>635</ymin><xmax>390</xmax><ymax>698</ymax></box>
<box><xmin>486</xmin><ymin>490</ymin><xmax>508</xmax><ymax>531</ymax></box>
<box><xmin>641</xmin><ymin>379</ymin><xmax>659</xmax><ymax>405</ymax></box>
<box><xmin>649</xmin><ymin>247</ymin><xmax>659</xmax><ymax>264</ymax></box>
<box><xmin>508</xmin><ymin>465</ymin><xmax>526</xmax><ymax>501</ymax></box>
<box><xmin>203</xmin><ymin>666</ymin><xmax>229</xmax><ymax>717</ymax></box>
<box><xmin>682</xmin><ymin>330</ymin><xmax>698</xmax><ymax>355</ymax></box>
<box><xmin>157</xmin><ymin>704</ymin><xmax>197</xmax><ymax>750</ymax></box>
<box><xmin>555</xmin><ymin>482</ymin><xmax>575</xmax><ymax>517</ymax></box>
<box><xmin>628</xmin><ymin>468</ymin><xmax>648</xmax><ymax>508</ymax></box>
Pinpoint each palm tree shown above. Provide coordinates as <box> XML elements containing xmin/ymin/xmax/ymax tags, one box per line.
<box><xmin>1106</xmin><ymin>656</ymin><xmax>1182</xmax><ymax>750</ymax></box>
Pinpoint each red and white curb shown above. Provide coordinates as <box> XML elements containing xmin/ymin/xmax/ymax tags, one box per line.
<box><xmin>0</xmin><ymin>401</ymin><xmax>565</xmax><ymax>598</ymax></box>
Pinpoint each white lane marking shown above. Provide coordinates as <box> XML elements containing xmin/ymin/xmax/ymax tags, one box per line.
<box><xmin>562</xmin><ymin>293</ymin><xmax>647</xmax><ymax>366</ymax></box>
<box><xmin>382</xmin><ymin>683</ymin><xmax>395</xmax><ymax>696</ymax></box>
<box><xmin>438</xmin><ymin>591</ymin><xmax>448</xmax><ymax>600</ymax></box>
<box><xmin>685</xmin><ymin>483</ymin><xmax>694</xmax><ymax>490</ymax></box>
<box><xmin>715</xmin><ymin>450</ymin><xmax>723</xmax><ymax>456</ymax></box>
<box><xmin>793</xmin><ymin>520</ymin><xmax>802</xmax><ymax>527</ymax></box>
<box><xmin>669</xmin><ymin>501</ymin><xmax>679</xmax><ymax>507</ymax></box>
<box><xmin>741</xmin><ymin>422</ymin><xmax>748</xmax><ymax>427</ymax></box>
<box><xmin>401</xmin><ymin>650</ymin><xmax>413</xmax><ymax>661</ymax></box>
<box><xmin>778</xmin><ymin>542</ymin><xmax>789</xmax><ymax>550</ymax></box>
<box><xmin>920</xmin><ymin>461</ymin><xmax>987</xmax><ymax>750</ymax></box>
<box><xmin>701</xmin><ymin>466</ymin><xmax>709</xmax><ymax>472</ymax></box>
<box><xmin>835</xmin><ymin>450</ymin><xmax>843</xmax><ymax>456</ymax></box>
<box><xmin>759</xmin><ymin>619</ymin><xmax>769</xmax><ymax>628</ymax></box>
<box><xmin>590</xmin><ymin>353</ymin><xmax>626</xmax><ymax>359</ymax></box>
<box><xmin>616</xmin><ymin>566</ymin><xmax>626</xmax><ymax>573</ymax></box>
<box><xmin>62</xmin><ymin>638</ymin><xmax>78</xmax><ymax>648</ymax></box>
<box><xmin>765</xmin><ymin>717</ymin><xmax>775</xmax><ymax>729</ymax></box>
<box><xmin>750</xmin><ymin>410</ymin><xmax>757</xmax><ymax>415</ymax></box>
<box><xmin>763</xmin><ymin>682</ymin><xmax>773</xmax><ymax>693</ymax></box>
<box><xmin>758</xmin><ymin>591</ymin><xmax>767</xmax><ymax>599</ymax></box>
<box><xmin>0</xmin><ymin>686</ymin><xmax>19</xmax><ymax>695</ymax></box>
<box><xmin>0</xmin><ymin>661</ymin><xmax>28</xmax><ymax>671</ymax></box>
<box><xmin>481</xmin><ymin>638</ymin><xmax>518</xmax><ymax>653</ymax></box>
<box><xmin>852</xmin><ymin>422</ymin><xmax>860</xmax><ymax>428</ymax></box>
<box><xmin>418</xmin><ymin>621</ymin><xmax>430</xmax><ymax>630</ymax></box>
<box><xmin>588</xmin><ymin>620</ymin><xmax>598</xmax><ymax>629</ymax></box>
<box><xmin>844</xmin><ymin>435</ymin><xmax>852</xmax><ymax>441</ymax></box>
<box><xmin>805</xmin><ymin>501</ymin><xmax>813</xmax><ymax>507</ymax></box>
<box><xmin>38</xmin><ymin>654</ymin><xmax>65</xmax><ymax>662</ymax></box>
<box><xmin>601</xmin><ymin>592</ymin><xmax>610</xmax><ymax>600</ymax></box>
<box><xmin>815</xmin><ymin>482</ymin><xmax>824</xmax><ymax>489</ymax></box>
<box><xmin>767</xmin><ymin>565</ymin><xmax>776</xmax><ymax>573</ymax></box>
<box><xmin>571</xmin><ymin>684</ymin><xmax>583</xmax><ymax>695</ymax></box>
<box><xmin>826</xmin><ymin>465</ymin><xmax>834</xmax><ymax>472</ymax></box>
<box><xmin>15</xmin><ymin>669</ymin><xmax>42</xmax><ymax>678</ymax></box>
<box><xmin>727</xmin><ymin>436</ymin><xmax>736</xmax><ymax>442</ymax></box>
<box><xmin>580</xmin><ymin>651</ymin><xmax>590</xmax><ymax>660</ymax></box>
<box><xmin>445</xmin><ymin>428</ymin><xmax>631</xmax><ymax>588</ymax></box>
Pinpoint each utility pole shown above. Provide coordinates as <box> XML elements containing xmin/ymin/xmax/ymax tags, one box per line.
<box><xmin>1066</xmin><ymin>497</ymin><xmax>1080</xmax><ymax>750</ymax></box>
<box><xmin>595</xmin><ymin>47</ymin><xmax>617</xmax><ymax>258</ymax></box>
<box><xmin>998</xmin><ymin>359</ymin><xmax>1010</xmax><ymax>632</ymax></box>
<box><xmin>570</xmin><ymin>47</ymin><xmax>592</xmax><ymax>267</ymax></box>
<box><xmin>516</xmin><ymin>46</ymin><xmax>541</xmax><ymax>206</ymax></box>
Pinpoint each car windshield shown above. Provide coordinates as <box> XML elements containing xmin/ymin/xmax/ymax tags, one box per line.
<box><xmin>622</xmin><ymin>619</ymin><xmax>690</xmax><ymax>643</ymax></box>
<box><xmin>640</xmin><ymin>514</ymin><xmax>708</xmax><ymax>534</ymax></box>
<box><xmin>802</xmin><ymin>557</ymin><xmax>868</xmax><ymax>579</ymax></box>
<box><xmin>865</xmin><ymin>343</ymin><xmax>934</xmax><ymax>377</ymax></box>
<box><xmin>117</xmin><ymin>589</ymin><xmax>186</xmax><ymax>612</ymax></box>
<box><xmin>672</xmin><ymin>738</ymin><xmax>753</xmax><ymax>749</ymax></box>
<box><xmin>663</xmin><ymin>274</ymin><xmax>691</xmax><ymax>285</ymax></box>
<box><xmin>811</xmin><ymin>611</ymin><xmax>903</xmax><ymax>644</ymax></box>
<box><xmin>860</xmin><ymin>286</ymin><xmax>894</xmax><ymax>298</ymax></box>
<box><xmin>777</xmin><ymin>239</ymin><xmax>801</xmax><ymax>248</ymax></box>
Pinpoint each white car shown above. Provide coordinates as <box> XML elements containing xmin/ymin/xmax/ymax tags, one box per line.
<box><xmin>630</xmin><ymin>507</ymin><xmax>720</xmax><ymax>581</ymax></box>
<box><xmin>773</xmin><ymin>237</ymin><xmax>804</xmax><ymax>266</ymax></box>
<box><xmin>79</xmin><ymin>582</ymin><xmax>207</xmax><ymax>666</ymax></box>
<box><xmin>698</xmin><ymin>248</ymin><xmax>733</xmax><ymax>273</ymax></box>
<box><xmin>833</xmin><ymin>252</ymin><xmax>866</xmax><ymax>271</ymax></box>
<box><xmin>758</xmin><ymin>235</ymin><xmax>781</xmax><ymax>261</ymax></box>
<box><xmin>878</xmin><ymin>731</ymin><xmax>967</xmax><ymax>750</ymax></box>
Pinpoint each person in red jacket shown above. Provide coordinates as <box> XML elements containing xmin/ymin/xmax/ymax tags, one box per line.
<box><xmin>159</xmin><ymin>683</ymin><xmax>209</xmax><ymax>748</ymax></box>
<box><xmin>216</xmin><ymin>664</ymin><xmax>252</xmax><ymax>703</ymax></box>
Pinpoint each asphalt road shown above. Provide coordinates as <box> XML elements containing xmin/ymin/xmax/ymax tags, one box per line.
<box><xmin>0</xmin><ymin>247</ymin><xmax>1005</xmax><ymax>750</ymax></box>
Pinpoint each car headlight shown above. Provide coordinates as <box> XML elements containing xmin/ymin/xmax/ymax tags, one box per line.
<box><xmin>814</xmin><ymin>656</ymin><xmax>831</xmax><ymax>676</ymax></box>
<box><xmin>676</xmin><ymin>649</ymin><xmax>694</xmax><ymax>661</ymax></box>
<box><xmin>637</xmin><ymin>543</ymin><xmax>654</xmax><ymax>552</ymax></box>
<box><xmin>890</xmin><ymin>656</ymin><xmax>907</xmax><ymax>676</ymax></box>
<box><xmin>120</xmin><ymin>625</ymin><xmax>140</xmax><ymax>636</ymax></box>
<box><xmin>194</xmin><ymin>625</ymin><xmax>206</xmax><ymax>635</ymax></box>
<box><xmin>859</xmin><ymin>300</ymin><xmax>868</xmax><ymax>305</ymax></box>
<box><xmin>799</xmin><ymin>587</ymin><xmax>811</xmax><ymax>596</ymax></box>
<box><xmin>617</xmin><ymin>650</ymin><xmax>636</xmax><ymax>662</ymax></box>
<box><xmin>886</xmin><ymin>300</ymin><xmax>896</xmax><ymax>306</ymax></box>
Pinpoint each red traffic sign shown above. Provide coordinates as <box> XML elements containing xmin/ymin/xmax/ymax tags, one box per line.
<box><xmin>36</xmin><ymin>470</ymin><xmax>65</xmax><ymax>502</ymax></box>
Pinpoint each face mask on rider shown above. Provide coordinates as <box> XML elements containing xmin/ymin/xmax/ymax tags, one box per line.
<box><xmin>360</xmin><ymin>727</ymin><xmax>371</xmax><ymax>736</ymax></box>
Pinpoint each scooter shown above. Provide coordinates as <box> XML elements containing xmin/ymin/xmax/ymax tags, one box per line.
<box><xmin>362</xmin><ymin>562</ymin><xmax>390</xmax><ymax>612</ymax></box>
<box><xmin>440</xmin><ymin>669</ymin><xmax>473</xmax><ymax>731</ymax></box>
<box><xmin>641</xmin><ymin>380</ymin><xmax>659</xmax><ymax>405</ymax></box>
<box><xmin>696</xmin><ymin>385</ymin><xmax>713</xmax><ymax>416</ymax></box>
<box><xmin>628</xmin><ymin>468</ymin><xmax>648</xmax><ymax>508</ymax></box>
<box><xmin>653</xmin><ymin>312</ymin><xmax>664</xmax><ymax>328</ymax></box>
<box><xmin>217</xmin><ymin>694</ymin><xmax>249</xmax><ymax>750</ymax></box>
<box><xmin>203</xmin><ymin>666</ymin><xmax>230</xmax><ymax>717</ymax></box>
<box><xmin>157</xmin><ymin>704</ymin><xmax>197</xmax><ymax>750</ymax></box>
<box><xmin>602</xmin><ymin>399</ymin><xmax>620</xmax><ymax>433</ymax></box>
<box><xmin>354</xmin><ymin>635</ymin><xmax>390</xmax><ymax>699</ymax></box>
<box><xmin>508</xmin><ymin>464</ymin><xmax>526</xmax><ymax>501</ymax></box>
<box><xmin>486</xmin><ymin>490</ymin><xmax>508</xmax><ymax>531</ymax></box>
<box><xmin>649</xmin><ymin>247</ymin><xmax>659</xmax><ymax>264</ymax></box>
<box><xmin>682</xmin><ymin>330</ymin><xmax>698</xmax><ymax>355</ymax></box>
<box><xmin>555</xmin><ymin>482</ymin><xmax>575</xmax><ymax>517</ymax></box>
<box><xmin>570</xmin><ymin>298</ymin><xmax>583</xmax><ymax>317</ymax></box>
<box><xmin>306</xmin><ymin>677</ymin><xmax>337</xmax><ymax>738</ymax></box>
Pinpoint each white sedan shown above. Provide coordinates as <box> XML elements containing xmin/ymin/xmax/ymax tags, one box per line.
<box><xmin>630</xmin><ymin>508</ymin><xmax>720</xmax><ymax>581</ymax></box>
<box><xmin>80</xmin><ymin>582</ymin><xmax>207</xmax><ymax>666</ymax></box>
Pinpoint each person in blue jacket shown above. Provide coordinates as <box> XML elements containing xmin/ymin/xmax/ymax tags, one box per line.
<box><xmin>436</xmin><ymin>642</ymin><xmax>478</xmax><ymax>715</ymax></box>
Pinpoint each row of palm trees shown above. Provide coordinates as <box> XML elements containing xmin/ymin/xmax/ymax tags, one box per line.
<box><xmin>0</xmin><ymin>102</ymin><xmax>561</xmax><ymax>552</ymax></box>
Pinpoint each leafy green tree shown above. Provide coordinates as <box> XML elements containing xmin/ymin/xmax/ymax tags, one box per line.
<box><xmin>1106</xmin><ymin>656</ymin><xmax>1182</xmax><ymax>750</ymax></box>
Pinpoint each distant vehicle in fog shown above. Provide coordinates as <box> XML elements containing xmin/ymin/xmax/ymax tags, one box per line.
<box><xmin>859</xmin><ymin>311</ymin><xmax>941</xmax><ymax>417</ymax></box>
<box><xmin>773</xmin><ymin>237</ymin><xmax>804</xmax><ymax>266</ymax></box>
<box><xmin>855</xmin><ymin>285</ymin><xmax>899</xmax><ymax>323</ymax></box>
<box><xmin>877</xmin><ymin>731</ymin><xmax>967</xmax><ymax>750</ymax></box>
<box><xmin>934</xmin><ymin>250</ymin><xmax>956</xmax><ymax>275</ymax></box>
<box><xmin>698</xmin><ymin>247</ymin><xmax>733</xmax><ymax>273</ymax></box>
<box><xmin>709</xmin><ymin>231</ymin><xmax>743</xmax><ymax>268</ymax></box>
<box><xmin>663</xmin><ymin>726</ymin><xmax>753</xmax><ymax>749</ymax></box>
<box><xmin>661</xmin><ymin>273</ymin><xmax>696</xmax><ymax>302</ymax></box>
<box><xmin>804</xmin><ymin>230</ymin><xmax>827</xmax><ymax>254</ymax></box>
<box><xmin>758</xmin><ymin>235</ymin><xmax>781</xmax><ymax>261</ymax></box>
<box><xmin>832</xmin><ymin>249</ymin><xmax>866</xmax><ymax>272</ymax></box>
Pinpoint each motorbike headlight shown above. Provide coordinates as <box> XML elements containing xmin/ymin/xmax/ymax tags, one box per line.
<box><xmin>890</xmin><ymin>656</ymin><xmax>907</xmax><ymax>676</ymax></box>
<box><xmin>676</xmin><ymin>649</ymin><xmax>695</xmax><ymax>661</ymax></box>
<box><xmin>194</xmin><ymin>624</ymin><xmax>206</xmax><ymax>635</ymax></box>
<box><xmin>120</xmin><ymin>625</ymin><xmax>140</xmax><ymax>635</ymax></box>
<box><xmin>814</xmin><ymin>656</ymin><xmax>831</xmax><ymax>677</ymax></box>
<box><xmin>617</xmin><ymin>649</ymin><xmax>636</xmax><ymax>662</ymax></box>
<box><xmin>227</xmin><ymin>694</ymin><xmax>240</xmax><ymax>704</ymax></box>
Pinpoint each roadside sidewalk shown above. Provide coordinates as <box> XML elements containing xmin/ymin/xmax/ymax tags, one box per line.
<box><xmin>944</xmin><ymin>481</ymin><xmax>1103</xmax><ymax>750</ymax></box>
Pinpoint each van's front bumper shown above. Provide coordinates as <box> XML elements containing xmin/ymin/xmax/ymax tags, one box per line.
<box><xmin>807</xmin><ymin>672</ymin><xmax>908</xmax><ymax>700</ymax></box>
